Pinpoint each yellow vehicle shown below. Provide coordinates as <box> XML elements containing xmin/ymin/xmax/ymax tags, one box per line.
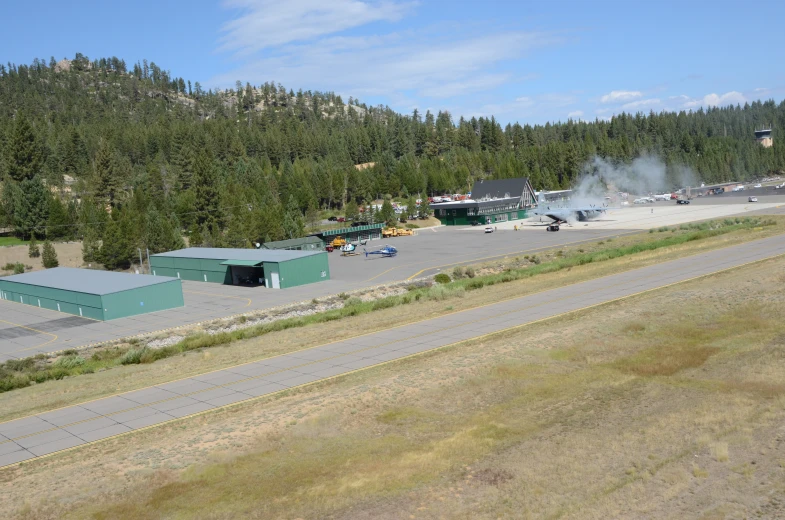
<box><xmin>382</xmin><ymin>227</ymin><xmax>397</xmax><ymax>238</ymax></box>
<box><xmin>330</xmin><ymin>235</ymin><xmax>347</xmax><ymax>248</ymax></box>
<box><xmin>396</xmin><ymin>228</ymin><xmax>414</xmax><ymax>236</ymax></box>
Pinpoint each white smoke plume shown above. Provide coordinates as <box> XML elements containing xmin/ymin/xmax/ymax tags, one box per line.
<box><xmin>571</xmin><ymin>155</ymin><xmax>698</xmax><ymax>205</ymax></box>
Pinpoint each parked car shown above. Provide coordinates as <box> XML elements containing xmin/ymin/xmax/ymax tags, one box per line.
<box><xmin>676</xmin><ymin>199</ymin><xmax>690</xmax><ymax>204</ymax></box>
<box><xmin>754</xmin><ymin>184</ymin><xmax>762</xmax><ymax>188</ymax></box>
<box><xmin>327</xmin><ymin>216</ymin><xmax>338</xmax><ymax>221</ymax></box>
<box><xmin>748</xmin><ymin>196</ymin><xmax>758</xmax><ymax>202</ymax></box>
<box><xmin>337</xmin><ymin>217</ymin><xmax>346</xmax><ymax>222</ymax></box>
<box><xmin>484</xmin><ymin>226</ymin><xmax>494</xmax><ymax>233</ymax></box>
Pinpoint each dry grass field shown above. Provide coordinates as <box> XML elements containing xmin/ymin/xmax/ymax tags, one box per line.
<box><xmin>3</xmin><ymin>240</ymin><xmax>785</xmax><ymax>518</ymax></box>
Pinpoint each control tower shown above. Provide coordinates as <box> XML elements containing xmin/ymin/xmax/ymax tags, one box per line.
<box><xmin>755</xmin><ymin>128</ymin><xmax>773</xmax><ymax>148</ymax></box>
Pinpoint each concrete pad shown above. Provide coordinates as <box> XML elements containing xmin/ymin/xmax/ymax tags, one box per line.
<box><xmin>62</xmin><ymin>417</ymin><xmax>119</xmax><ymax>436</ymax></box>
<box><xmin>28</xmin><ymin>436</ymin><xmax>87</xmax><ymax>457</ymax></box>
<box><xmin>123</xmin><ymin>412</ymin><xmax>174</xmax><ymax>430</ymax></box>
<box><xmin>253</xmin><ymin>356</ymin><xmax>310</xmax><ymax>369</ymax></box>
<box><xmin>190</xmin><ymin>386</ymin><xmax>239</xmax><ymax>402</ymax></box>
<box><xmin>325</xmin><ymin>354</ymin><xmax>366</xmax><ymax>365</ymax></box>
<box><xmin>369</xmin><ymin>351</ymin><xmax>407</xmax><ymax>362</ymax></box>
<box><xmin>339</xmin><ymin>358</ymin><xmax>382</xmax><ymax>370</ymax></box>
<box><xmin>79</xmin><ymin>396</ymin><xmax>139</xmax><ymax>415</ymax></box>
<box><xmin>204</xmin><ymin>393</ymin><xmax>252</xmax><ymax>407</ymax></box>
<box><xmin>109</xmin><ymin>405</ymin><xmax>161</xmax><ymax>424</ymax></box>
<box><xmin>123</xmin><ymin>387</ymin><xmax>180</xmax><ymax>405</ymax></box>
<box><xmin>238</xmin><ymin>382</ymin><xmax>288</xmax><ymax>397</ymax></box>
<box><xmin>278</xmin><ymin>373</ymin><xmax>324</xmax><ymax>387</ymax></box>
<box><xmin>284</xmin><ymin>349</ymin><xmax>340</xmax><ymax>362</ymax></box>
<box><xmin>258</xmin><ymin>370</ymin><xmax>305</xmax><ymax>383</ymax></box>
<box><xmin>229</xmin><ymin>363</ymin><xmax>284</xmax><ymax>377</ymax></box>
<box><xmin>0</xmin><ymin>417</ymin><xmax>53</xmax><ymax>439</ymax></box>
<box><xmin>37</xmin><ymin>406</ymin><xmax>100</xmax><ymax>427</ymax></box>
<box><xmin>16</xmin><ymin>428</ymin><xmax>76</xmax><ymax>449</ymax></box>
<box><xmin>0</xmin><ymin>449</ymin><xmax>36</xmax><ymax>466</ymax></box>
<box><xmin>165</xmin><ymin>402</ymin><xmax>215</xmax><ymax>419</ymax></box>
<box><xmin>155</xmin><ymin>379</ymin><xmax>216</xmax><ymax>395</ymax></box>
<box><xmin>78</xmin><ymin>423</ymin><xmax>132</xmax><ymax>443</ymax></box>
<box><xmin>319</xmin><ymin>342</ymin><xmax>366</xmax><ymax>354</ymax></box>
<box><xmin>310</xmin><ymin>366</ymin><xmax>355</xmax><ymax>378</ymax></box>
<box><xmin>149</xmin><ymin>396</ymin><xmax>203</xmax><ymax>413</ymax></box>
<box><xmin>0</xmin><ymin>441</ymin><xmax>26</xmax><ymax>456</ymax></box>
<box><xmin>191</xmin><ymin>370</ymin><xmax>248</xmax><ymax>386</ymax></box>
<box><xmin>290</xmin><ymin>361</ymin><xmax>342</xmax><ymax>374</ymax></box>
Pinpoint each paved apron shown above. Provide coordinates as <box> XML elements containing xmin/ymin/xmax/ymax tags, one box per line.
<box><xmin>1</xmin><ymin>234</ymin><xmax>783</xmax><ymax>468</ymax></box>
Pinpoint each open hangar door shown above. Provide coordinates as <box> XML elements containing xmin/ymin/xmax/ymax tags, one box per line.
<box><xmin>220</xmin><ymin>260</ymin><xmax>265</xmax><ymax>287</ymax></box>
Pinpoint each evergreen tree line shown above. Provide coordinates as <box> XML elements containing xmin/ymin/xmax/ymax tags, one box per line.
<box><xmin>1</xmin><ymin>53</ymin><xmax>784</xmax><ymax>270</ymax></box>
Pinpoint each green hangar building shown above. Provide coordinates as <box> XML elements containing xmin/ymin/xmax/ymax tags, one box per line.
<box><xmin>434</xmin><ymin>177</ymin><xmax>537</xmax><ymax>226</ymax></box>
<box><xmin>149</xmin><ymin>248</ymin><xmax>330</xmax><ymax>289</ymax></box>
<box><xmin>0</xmin><ymin>268</ymin><xmax>184</xmax><ymax>320</ymax></box>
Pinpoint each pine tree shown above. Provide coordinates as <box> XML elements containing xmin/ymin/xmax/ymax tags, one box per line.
<box><xmin>188</xmin><ymin>223</ymin><xmax>203</xmax><ymax>247</ymax></box>
<box><xmin>15</xmin><ymin>177</ymin><xmax>49</xmax><ymax>239</ymax></box>
<box><xmin>193</xmin><ymin>150</ymin><xmax>221</xmax><ymax>228</ymax></box>
<box><xmin>82</xmin><ymin>228</ymin><xmax>100</xmax><ymax>264</ymax></box>
<box><xmin>28</xmin><ymin>233</ymin><xmax>40</xmax><ymax>258</ymax></box>
<box><xmin>94</xmin><ymin>139</ymin><xmax>120</xmax><ymax>205</ymax></box>
<box><xmin>379</xmin><ymin>199</ymin><xmax>396</xmax><ymax>226</ymax></box>
<box><xmin>7</xmin><ymin>114</ymin><xmax>42</xmax><ymax>182</ymax></box>
<box><xmin>99</xmin><ymin>212</ymin><xmax>134</xmax><ymax>270</ymax></box>
<box><xmin>282</xmin><ymin>195</ymin><xmax>305</xmax><ymax>239</ymax></box>
<box><xmin>42</xmin><ymin>240</ymin><xmax>59</xmax><ymax>268</ymax></box>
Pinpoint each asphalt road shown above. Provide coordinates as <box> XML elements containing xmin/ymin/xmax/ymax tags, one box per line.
<box><xmin>1</xmin><ymin>232</ymin><xmax>783</xmax><ymax>468</ymax></box>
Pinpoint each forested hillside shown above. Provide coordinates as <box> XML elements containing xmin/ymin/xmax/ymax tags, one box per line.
<box><xmin>1</xmin><ymin>54</ymin><xmax>784</xmax><ymax>268</ymax></box>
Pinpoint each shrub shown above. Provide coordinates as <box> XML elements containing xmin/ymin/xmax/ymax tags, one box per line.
<box><xmin>343</xmin><ymin>296</ymin><xmax>363</xmax><ymax>308</ymax></box>
<box><xmin>54</xmin><ymin>355</ymin><xmax>85</xmax><ymax>369</ymax></box>
<box><xmin>467</xmin><ymin>279</ymin><xmax>485</xmax><ymax>290</ymax></box>
<box><xmin>453</xmin><ymin>266</ymin><xmax>465</xmax><ymax>279</ymax></box>
<box><xmin>434</xmin><ymin>273</ymin><xmax>451</xmax><ymax>284</ymax></box>
<box><xmin>42</xmin><ymin>240</ymin><xmax>59</xmax><ymax>268</ymax></box>
<box><xmin>464</xmin><ymin>266</ymin><xmax>476</xmax><ymax>278</ymax></box>
<box><xmin>119</xmin><ymin>348</ymin><xmax>146</xmax><ymax>365</ymax></box>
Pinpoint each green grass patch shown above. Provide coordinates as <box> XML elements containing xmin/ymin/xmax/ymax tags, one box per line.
<box><xmin>0</xmin><ymin>236</ymin><xmax>28</xmax><ymax>247</ymax></box>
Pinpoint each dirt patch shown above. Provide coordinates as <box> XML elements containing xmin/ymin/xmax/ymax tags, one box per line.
<box><xmin>0</xmin><ymin>242</ymin><xmax>83</xmax><ymax>273</ymax></box>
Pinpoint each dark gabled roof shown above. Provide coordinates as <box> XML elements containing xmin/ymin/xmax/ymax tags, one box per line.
<box><xmin>471</xmin><ymin>178</ymin><xmax>530</xmax><ymax>201</ymax></box>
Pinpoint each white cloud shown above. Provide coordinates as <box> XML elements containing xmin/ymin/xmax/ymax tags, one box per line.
<box><xmin>600</xmin><ymin>90</ymin><xmax>642</xmax><ymax>104</ymax></box>
<box><xmin>567</xmin><ymin>110</ymin><xmax>583</xmax><ymax>118</ymax></box>
<box><xmin>218</xmin><ymin>0</ymin><xmax>415</xmax><ymax>54</ymax></box>
<box><xmin>212</xmin><ymin>28</ymin><xmax>559</xmax><ymax>100</ymax></box>
<box><xmin>681</xmin><ymin>91</ymin><xmax>746</xmax><ymax>108</ymax></box>
<box><xmin>621</xmin><ymin>98</ymin><xmax>661</xmax><ymax>110</ymax></box>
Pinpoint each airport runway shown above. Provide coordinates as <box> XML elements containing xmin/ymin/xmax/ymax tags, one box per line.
<box><xmin>1</xmin><ymin>232</ymin><xmax>783</xmax><ymax>468</ymax></box>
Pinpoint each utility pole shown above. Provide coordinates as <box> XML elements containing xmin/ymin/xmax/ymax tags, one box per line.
<box><xmin>137</xmin><ymin>248</ymin><xmax>143</xmax><ymax>274</ymax></box>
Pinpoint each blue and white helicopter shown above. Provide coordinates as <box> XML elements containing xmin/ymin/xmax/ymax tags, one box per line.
<box><xmin>364</xmin><ymin>244</ymin><xmax>398</xmax><ymax>258</ymax></box>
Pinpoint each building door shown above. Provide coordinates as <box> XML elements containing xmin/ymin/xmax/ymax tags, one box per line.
<box><xmin>270</xmin><ymin>271</ymin><xmax>280</xmax><ymax>289</ymax></box>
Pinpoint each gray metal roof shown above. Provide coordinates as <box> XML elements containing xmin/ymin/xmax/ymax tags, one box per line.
<box><xmin>151</xmin><ymin>247</ymin><xmax>323</xmax><ymax>262</ymax></box>
<box><xmin>0</xmin><ymin>268</ymin><xmax>179</xmax><ymax>295</ymax></box>
<box><xmin>471</xmin><ymin>178</ymin><xmax>531</xmax><ymax>201</ymax></box>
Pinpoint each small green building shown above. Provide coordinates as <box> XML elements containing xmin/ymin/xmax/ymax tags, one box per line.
<box><xmin>312</xmin><ymin>223</ymin><xmax>384</xmax><ymax>245</ymax></box>
<box><xmin>149</xmin><ymin>248</ymin><xmax>330</xmax><ymax>289</ymax></box>
<box><xmin>434</xmin><ymin>177</ymin><xmax>537</xmax><ymax>226</ymax></box>
<box><xmin>0</xmin><ymin>268</ymin><xmax>183</xmax><ymax>320</ymax></box>
<box><xmin>262</xmin><ymin>236</ymin><xmax>325</xmax><ymax>251</ymax></box>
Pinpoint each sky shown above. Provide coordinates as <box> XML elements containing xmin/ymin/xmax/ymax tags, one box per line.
<box><xmin>4</xmin><ymin>0</ymin><xmax>785</xmax><ymax>125</ymax></box>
